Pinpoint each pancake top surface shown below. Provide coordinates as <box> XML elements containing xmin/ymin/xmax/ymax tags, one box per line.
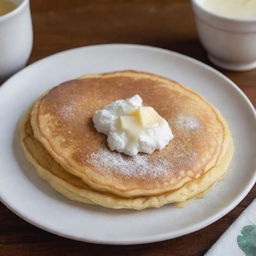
<box><xmin>31</xmin><ymin>70</ymin><xmax>228</xmax><ymax>196</ymax></box>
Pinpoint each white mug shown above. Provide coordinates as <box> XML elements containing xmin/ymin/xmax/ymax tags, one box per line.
<box><xmin>192</xmin><ymin>0</ymin><xmax>256</xmax><ymax>71</ymax></box>
<box><xmin>0</xmin><ymin>0</ymin><xmax>33</xmax><ymax>82</ymax></box>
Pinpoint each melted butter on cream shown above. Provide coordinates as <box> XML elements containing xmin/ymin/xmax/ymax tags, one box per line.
<box><xmin>92</xmin><ymin>95</ymin><xmax>174</xmax><ymax>156</ymax></box>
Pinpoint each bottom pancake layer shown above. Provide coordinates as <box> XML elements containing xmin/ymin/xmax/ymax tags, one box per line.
<box><xmin>20</xmin><ymin>112</ymin><xmax>234</xmax><ymax>210</ymax></box>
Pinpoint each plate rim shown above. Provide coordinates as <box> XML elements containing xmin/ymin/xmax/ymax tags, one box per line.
<box><xmin>0</xmin><ymin>43</ymin><xmax>255</xmax><ymax>245</ymax></box>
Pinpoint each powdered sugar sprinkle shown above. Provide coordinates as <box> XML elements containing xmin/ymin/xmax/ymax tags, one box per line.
<box><xmin>176</xmin><ymin>115</ymin><xmax>199</xmax><ymax>130</ymax></box>
<box><xmin>87</xmin><ymin>148</ymin><xmax>170</xmax><ymax>178</ymax></box>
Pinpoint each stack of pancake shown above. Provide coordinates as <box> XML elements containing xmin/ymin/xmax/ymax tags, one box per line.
<box><xmin>20</xmin><ymin>70</ymin><xmax>234</xmax><ymax>210</ymax></box>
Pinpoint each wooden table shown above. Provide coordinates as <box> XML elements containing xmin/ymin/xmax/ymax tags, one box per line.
<box><xmin>1</xmin><ymin>0</ymin><xmax>255</xmax><ymax>255</ymax></box>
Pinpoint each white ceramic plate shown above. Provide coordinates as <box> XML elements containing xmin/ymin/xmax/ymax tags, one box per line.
<box><xmin>0</xmin><ymin>44</ymin><xmax>255</xmax><ymax>245</ymax></box>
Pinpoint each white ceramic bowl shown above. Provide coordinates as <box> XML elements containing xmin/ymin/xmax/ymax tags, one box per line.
<box><xmin>192</xmin><ymin>0</ymin><xmax>256</xmax><ymax>71</ymax></box>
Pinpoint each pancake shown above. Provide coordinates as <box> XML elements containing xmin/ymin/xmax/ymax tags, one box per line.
<box><xmin>30</xmin><ymin>70</ymin><xmax>232</xmax><ymax>197</ymax></box>
<box><xmin>20</xmin><ymin>113</ymin><xmax>234</xmax><ymax>210</ymax></box>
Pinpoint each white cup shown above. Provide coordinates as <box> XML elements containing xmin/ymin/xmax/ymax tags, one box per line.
<box><xmin>0</xmin><ymin>0</ymin><xmax>33</xmax><ymax>82</ymax></box>
<box><xmin>192</xmin><ymin>0</ymin><xmax>256</xmax><ymax>71</ymax></box>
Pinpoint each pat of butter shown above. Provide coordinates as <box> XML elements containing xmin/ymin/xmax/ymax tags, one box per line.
<box><xmin>133</xmin><ymin>106</ymin><xmax>162</xmax><ymax>127</ymax></box>
<box><xmin>119</xmin><ymin>116</ymin><xmax>141</xmax><ymax>138</ymax></box>
<box><xmin>119</xmin><ymin>106</ymin><xmax>162</xmax><ymax>138</ymax></box>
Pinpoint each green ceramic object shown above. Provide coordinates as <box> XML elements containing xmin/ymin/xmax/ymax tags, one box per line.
<box><xmin>237</xmin><ymin>225</ymin><xmax>256</xmax><ymax>256</ymax></box>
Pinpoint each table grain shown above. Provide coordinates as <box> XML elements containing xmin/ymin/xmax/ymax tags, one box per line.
<box><xmin>1</xmin><ymin>0</ymin><xmax>255</xmax><ymax>255</ymax></box>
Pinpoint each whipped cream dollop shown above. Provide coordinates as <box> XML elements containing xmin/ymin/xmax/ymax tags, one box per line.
<box><xmin>93</xmin><ymin>95</ymin><xmax>174</xmax><ymax>156</ymax></box>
